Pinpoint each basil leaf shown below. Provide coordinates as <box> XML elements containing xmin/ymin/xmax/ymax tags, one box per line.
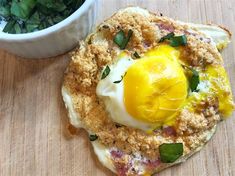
<box><xmin>114</xmin><ymin>29</ymin><xmax>133</xmax><ymax>50</ymax></box>
<box><xmin>37</xmin><ymin>0</ymin><xmax>66</xmax><ymax>12</ymax></box>
<box><xmin>3</xmin><ymin>20</ymin><xmax>16</xmax><ymax>33</ymax></box>
<box><xmin>89</xmin><ymin>134</ymin><xmax>98</xmax><ymax>141</ymax></box>
<box><xmin>101</xmin><ymin>66</ymin><xmax>111</xmax><ymax>79</ymax></box>
<box><xmin>159</xmin><ymin>32</ymin><xmax>175</xmax><ymax>43</ymax></box>
<box><xmin>159</xmin><ymin>143</ymin><xmax>183</xmax><ymax>163</ymax></box>
<box><xmin>14</xmin><ymin>22</ymin><xmax>22</xmax><ymax>34</ymax></box>
<box><xmin>26</xmin><ymin>23</ymin><xmax>38</xmax><ymax>32</ymax></box>
<box><xmin>124</xmin><ymin>29</ymin><xmax>133</xmax><ymax>49</ymax></box>
<box><xmin>113</xmin><ymin>77</ymin><xmax>123</xmax><ymax>84</ymax></box>
<box><xmin>0</xmin><ymin>6</ymin><xmax>10</xmax><ymax>18</ymax></box>
<box><xmin>0</xmin><ymin>0</ymin><xmax>8</xmax><ymax>6</ymax></box>
<box><xmin>52</xmin><ymin>15</ymin><xmax>64</xmax><ymax>24</ymax></box>
<box><xmin>11</xmin><ymin>0</ymin><xmax>37</xmax><ymax>19</ymax></box>
<box><xmin>159</xmin><ymin>33</ymin><xmax>187</xmax><ymax>47</ymax></box>
<box><xmin>113</xmin><ymin>72</ymin><xmax>127</xmax><ymax>84</ymax></box>
<box><xmin>169</xmin><ymin>35</ymin><xmax>187</xmax><ymax>47</ymax></box>
<box><xmin>27</xmin><ymin>12</ymin><xmax>40</xmax><ymax>24</ymax></box>
<box><xmin>133</xmin><ymin>51</ymin><xmax>141</xmax><ymax>58</ymax></box>
<box><xmin>114</xmin><ymin>30</ymin><xmax>125</xmax><ymax>48</ymax></box>
<box><xmin>190</xmin><ymin>68</ymin><xmax>200</xmax><ymax>92</ymax></box>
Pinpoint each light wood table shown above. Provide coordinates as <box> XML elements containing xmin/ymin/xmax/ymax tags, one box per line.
<box><xmin>0</xmin><ymin>0</ymin><xmax>235</xmax><ymax>175</ymax></box>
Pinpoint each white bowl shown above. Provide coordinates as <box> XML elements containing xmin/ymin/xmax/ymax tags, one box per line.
<box><xmin>0</xmin><ymin>0</ymin><xmax>98</xmax><ymax>59</ymax></box>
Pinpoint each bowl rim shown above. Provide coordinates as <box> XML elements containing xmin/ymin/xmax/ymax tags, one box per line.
<box><xmin>0</xmin><ymin>0</ymin><xmax>94</xmax><ymax>41</ymax></box>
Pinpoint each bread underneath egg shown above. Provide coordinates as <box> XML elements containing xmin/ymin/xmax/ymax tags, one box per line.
<box><xmin>62</xmin><ymin>7</ymin><xmax>234</xmax><ymax>175</ymax></box>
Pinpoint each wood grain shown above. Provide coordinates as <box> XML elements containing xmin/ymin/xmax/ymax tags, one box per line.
<box><xmin>0</xmin><ymin>0</ymin><xmax>235</xmax><ymax>175</ymax></box>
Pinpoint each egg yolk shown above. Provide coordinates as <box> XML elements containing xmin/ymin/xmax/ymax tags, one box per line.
<box><xmin>205</xmin><ymin>65</ymin><xmax>235</xmax><ymax>117</ymax></box>
<box><xmin>124</xmin><ymin>45</ymin><xmax>188</xmax><ymax>125</ymax></box>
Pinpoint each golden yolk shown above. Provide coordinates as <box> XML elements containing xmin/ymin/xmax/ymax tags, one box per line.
<box><xmin>123</xmin><ymin>45</ymin><xmax>188</xmax><ymax>125</ymax></box>
<box><xmin>205</xmin><ymin>65</ymin><xmax>235</xmax><ymax>117</ymax></box>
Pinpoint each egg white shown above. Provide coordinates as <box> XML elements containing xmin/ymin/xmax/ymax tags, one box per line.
<box><xmin>62</xmin><ymin>87</ymin><xmax>116</xmax><ymax>172</ymax></box>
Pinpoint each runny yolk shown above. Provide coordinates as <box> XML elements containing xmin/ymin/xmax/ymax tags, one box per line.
<box><xmin>123</xmin><ymin>45</ymin><xmax>188</xmax><ymax>125</ymax></box>
<box><xmin>205</xmin><ymin>65</ymin><xmax>234</xmax><ymax>117</ymax></box>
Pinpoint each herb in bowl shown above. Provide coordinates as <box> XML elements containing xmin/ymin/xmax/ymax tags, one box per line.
<box><xmin>0</xmin><ymin>0</ymin><xmax>85</xmax><ymax>34</ymax></box>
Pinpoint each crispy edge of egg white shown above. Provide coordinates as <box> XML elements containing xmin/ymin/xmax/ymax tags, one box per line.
<box><xmin>181</xmin><ymin>22</ymin><xmax>231</xmax><ymax>51</ymax></box>
<box><xmin>61</xmin><ymin>87</ymin><xmax>116</xmax><ymax>173</ymax></box>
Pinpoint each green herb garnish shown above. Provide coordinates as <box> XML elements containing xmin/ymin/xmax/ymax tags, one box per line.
<box><xmin>113</xmin><ymin>72</ymin><xmax>127</xmax><ymax>84</ymax></box>
<box><xmin>159</xmin><ymin>143</ymin><xmax>183</xmax><ymax>163</ymax></box>
<box><xmin>159</xmin><ymin>32</ymin><xmax>187</xmax><ymax>47</ymax></box>
<box><xmin>0</xmin><ymin>0</ymin><xmax>85</xmax><ymax>34</ymax></box>
<box><xmin>113</xmin><ymin>76</ymin><xmax>123</xmax><ymax>84</ymax></box>
<box><xmin>114</xmin><ymin>29</ymin><xmax>133</xmax><ymax>50</ymax></box>
<box><xmin>89</xmin><ymin>134</ymin><xmax>98</xmax><ymax>141</ymax></box>
<box><xmin>0</xmin><ymin>5</ymin><xmax>11</xmax><ymax>18</ymax></box>
<box><xmin>113</xmin><ymin>79</ymin><xmax>123</xmax><ymax>84</ymax></box>
<box><xmin>3</xmin><ymin>20</ymin><xmax>16</xmax><ymax>33</ymax></box>
<box><xmin>169</xmin><ymin>35</ymin><xmax>187</xmax><ymax>47</ymax></box>
<box><xmin>159</xmin><ymin>32</ymin><xmax>175</xmax><ymax>43</ymax></box>
<box><xmin>189</xmin><ymin>68</ymin><xmax>200</xmax><ymax>92</ymax></box>
<box><xmin>101</xmin><ymin>66</ymin><xmax>111</xmax><ymax>79</ymax></box>
<box><xmin>133</xmin><ymin>51</ymin><xmax>141</xmax><ymax>58</ymax></box>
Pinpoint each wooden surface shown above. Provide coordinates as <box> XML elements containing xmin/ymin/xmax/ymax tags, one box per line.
<box><xmin>0</xmin><ymin>0</ymin><xmax>235</xmax><ymax>175</ymax></box>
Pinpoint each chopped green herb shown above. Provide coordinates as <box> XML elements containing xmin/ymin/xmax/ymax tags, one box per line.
<box><xmin>0</xmin><ymin>0</ymin><xmax>85</xmax><ymax>34</ymax></box>
<box><xmin>189</xmin><ymin>68</ymin><xmax>200</xmax><ymax>92</ymax></box>
<box><xmin>10</xmin><ymin>0</ymin><xmax>36</xmax><ymax>20</ymax></box>
<box><xmin>101</xmin><ymin>66</ymin><xmax>111</xmax><ymax>79</ymax></box>
<box><xmin>159</xmin><ymin>32</ymin><xmax>187</xmax><ymax>47</ymax></box>
<box><xmin>114</xmin><ymin>30</ymin><xmax>125</xmax><ymax>47</ymax></box>
<box><xmin>169</xmin><ymin>35</ymin><xmax>187</xmax><ymax>47</ymax></box>
<box><xmin>14</xmin><ymin>22</ymin><xmax>22</xmax><ymax>34</ymax></box>
<box><xmin>114</xmin><ymin>29</ymin><xmax>133</xmax><ymax>50</ymax></box>
<box><xmin>159</xmin><ymin>32</ymin><xmax>175</xmax><ymax>43</ymax></box>
<box><xmin>133</xmin><ymin>51</ymin><xmax>141</xmax><ymax>58</ymax></box>
<box><xmin>113</xmin><ymin>77</ymin><xmax>123</xmax><ymax>84</ymax></box>
<box><xmin>113</xmin><ymin>72</ymin><xmax>127</xmax><ymax>84</ymax></box>
<box><xmin>159</xmin><ymin>143</ymin><xmax>183</xmax><ymax>163</ymax></box>
<box><xmin>0</xmin><ymin>6</ymin><xmax>10</xmax><ymax>18</ymax></box>
<box><xmin>3</xmin><ymin>20</ymin><xmax>16</xmax><ymax>33</ymax></box>
<box><xmin>113</xmin><ymin>79</ymin><xmax>122</xmax><ymax>84</ymax></box>
<box><xmin>89</xmin><ymin>134</ymin><xmax>98</xmax><ymax>141</ymax></box>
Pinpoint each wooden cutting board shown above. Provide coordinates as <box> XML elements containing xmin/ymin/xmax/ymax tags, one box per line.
<box><xmin>0</xmin><ymin>0</ymin><xmax>235</xmax><ymax>175</ymax></box>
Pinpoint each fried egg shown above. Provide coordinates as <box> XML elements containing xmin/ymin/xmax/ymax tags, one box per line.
<box><xmin>97</xmin><ymin>45</ymin><xmax>188</xmax><ymax>131</ymax></box>
<box><xmin>62</xmin><ymin>7</ymin><xmax>234</xmax><ymax>176</ymax></box>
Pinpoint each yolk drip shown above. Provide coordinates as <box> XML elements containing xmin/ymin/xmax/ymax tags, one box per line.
<box><xmin>123</xmin><ymin>45</ymin><xmax>188</xmax><ymax>125</ymax></box>
<box><xmin>205</xmin><ymin>65</ymin><xmax>235</xmax><ymax>117</ymax></box>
